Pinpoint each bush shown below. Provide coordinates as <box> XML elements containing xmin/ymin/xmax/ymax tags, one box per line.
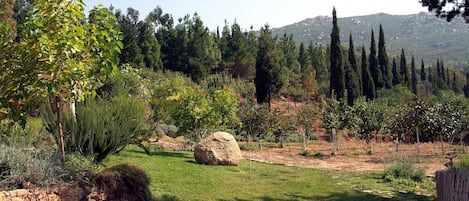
<box><xmin>0</xmin><ymin>143</ymin><xmax>63</xmax><ymax>190</ymax></box>
<box><xmin>454</xmin><ymin>154</ymin><xmax>469</xmax><ymax>169</ymax></box>
<box><xmin>95</xmin><ymin>164</ymin><xmax>151</xmax><ymax>201</ymax></box>
<box><xmin>42</xmin><ymin>95</ymin><xmax>152</xmax><ymax>162</ymax></box>
<box><xmin>382</xmin><ymin>162</ymin><xmax>426</xmax><ymax>185</ymax></box>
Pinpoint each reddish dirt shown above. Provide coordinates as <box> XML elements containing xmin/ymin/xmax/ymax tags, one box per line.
<box><xmin>241</xmin><ymin>138</ymin><xmax>453</xmax><ymax>176</ymax></box>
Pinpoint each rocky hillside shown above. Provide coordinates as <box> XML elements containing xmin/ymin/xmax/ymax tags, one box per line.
<box><xmin>272</xmin><ymin>12</ymin><xmax>469</xmax><ymax>68</ymax></box>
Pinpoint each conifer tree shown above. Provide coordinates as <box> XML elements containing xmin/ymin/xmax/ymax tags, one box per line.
<box><xmin>452</xmin><ymin>71</ymin><xmax>459</xmax><ymax>92</ymax></box>
<box><xmin>392</xmin><ymin>58</ymin><xmax>400</xmax><ymax>86</ymax></box>
<box><xmin>399</xmin><ymin>49</ymin><xmax>409</xmax><ymax>85</ymax></box>
<box><xmin>420</xmin><ymin>59</ymin><xmax>426</xmax><ymax>81</ymax></box>
<box><xmin>329</xmin><ymin>7</ymin><xmax>345</xmax><ymax>100</ymax></box>
<box><xmin>428</xmin><ymin>66</ymin><xmax>433</xmax><ymax>83</ymax></box>
<box><xmin>463</xmin><ymin>72</ymin><xmax>469</xmax><ymax>98</ymax></box>
<box><xmin>255</xmin><ymin>24</ymin><xmax>282</xmax><ymax>108</ymax></box>
<box><xmin>411</xmin><ymin>56</ymin><xmax>417</xmax><ymax>94</ymax></box>
<box><xmin>446</xmin><ymin>66</ymin><xmax>451</xmax><ymax>87</ymax></box>
<box><xmin>361</xmin><ymin>46</ymin><xmax>375</xmax><ymax>100</ymax></box>
<box><xmin>346</xmin><ymin>33</ymin><xmax>360</xmax><ymax>106</ymax></box>
<box><xmin>369</xmin><ymin>30</ymin><xmax>383</xmax><ymax>89</ymax></box>
<box><xmin>378</xmin><ymin>24</ymin><xmax>391</xmax><ymax>88</ymax></box>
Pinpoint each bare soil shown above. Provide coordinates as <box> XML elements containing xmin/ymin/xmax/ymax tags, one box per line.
<box><xmin>241</xmin><ymin>138</ymin><xmax>453</xmax><ymax>176</ymax></box>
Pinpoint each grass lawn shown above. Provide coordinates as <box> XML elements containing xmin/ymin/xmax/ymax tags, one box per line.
<box><xmin>103</xmin><ymin>145</ymin><xmax>435</xmax><ymax>201</ymax></box>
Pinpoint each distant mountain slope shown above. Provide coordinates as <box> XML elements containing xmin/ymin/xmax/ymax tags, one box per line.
<box><xmin>272</xmin><ymin>12</ymin><xmax>469</xmax><ymax>67</ymax></box>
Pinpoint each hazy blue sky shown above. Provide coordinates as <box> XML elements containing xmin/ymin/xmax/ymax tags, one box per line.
<box><xmin>84</xmin><ymin>0</ymin><xmax>428</xmax><ymax>31</ymax></box>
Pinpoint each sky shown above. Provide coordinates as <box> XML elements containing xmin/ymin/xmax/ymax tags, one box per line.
<box><xmin>84</xmin><ymin>0</ymin><xmax>429</xmax><ymax>31</ymax></box>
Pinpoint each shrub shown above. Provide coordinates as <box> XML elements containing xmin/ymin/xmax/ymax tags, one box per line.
<box><xmin>382</xmin><ymin>162</ymin><xmax>426</xmax><ymax>185</ymax></box>
<box><xmin>42</xmin><ymin>95</ymin><xmax>152</xmax><ymax>162</ymax></box>
<box><xmin>454</xmin><ymin>154</ymin><xmax>469</xmax><ymax>169</ymax></box>
<box><xmin>95</xmin><ymin>164</ymin><xmax>151</xmax><ymax>201</ymax></box>
<box><xmin>0</xmin><ymin>143</ymin><xmax>63</xmax><ymax>190</ymax></box>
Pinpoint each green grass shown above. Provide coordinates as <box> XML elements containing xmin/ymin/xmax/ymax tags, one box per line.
<box><xmin>103</xmin><ymin>145</ymin><xmax>435</xmax><ymax>201</ymax></box>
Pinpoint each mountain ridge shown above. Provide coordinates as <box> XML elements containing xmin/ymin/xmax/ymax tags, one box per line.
<box><xmin>272</xmin><ymin>12</ymin><xmax>469</xmax><ymax>68</ymax></box>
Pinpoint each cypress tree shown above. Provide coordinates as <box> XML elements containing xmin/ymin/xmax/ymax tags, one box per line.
<box><xmin>428</xmin><ymin>66</ymin><xmax>433</xmax><ymax>83</ymax></box>
<box><xmin>329</xmin><ymin>7</ymin><xmax>345</xmax><ymax>100</ymax></box>
<box><xmin>361</xmin><ymin>46</ymin><xmax>375</xmax><ymax>100</ymax></box>
<box><xmin>392</xmin><ymin>57</ymin><xmax>400</xmax><ymax>86</ymax></box>
<box><xmin>446</xmin><ymin>66</ymin><xmax>451</xmax><ymax>87</ymax></box>
<box><xmin>436</xmin><ymin>59</ymin><xmax>442</xmax><ymax>78</ymax></box>
<box><xmin>399</xmin><ymin>49</ymin><xmax>409</xmax><ymax>85</ymax></box>
<box><xmin>420</xmin><ymin>59</ymin><xmax>426</xmax><ymax>81</ymax></box>
<box><xmin>346</xmin><ymin>32</ymin><xmax>360</xmax><ymax>106</ymax></box>
<box><xmin>452</xmin><ymin>71</ymin><xmax>458</xmax><ymax>92</ymax></box>
<box><xmin>369</xmin><ymin>30</ymin><xmax>383</xmax><ymax>89</ymax></box>
<box><xmin>463</xmin><ymin>72</ymin><xmax>469</xmax><ymax>98</ymax></box>
<box><xmin>255</xmin><ymin>24</ymin><xmax>282</xmax><ymax>109</ymax></box>
<box><xmin>378</xmin><ymin>24</ymin><xmax>392</xmax><ymax>88</ymax></box>
<box><xmin>411</xmin><ymin>56</ymin><xmax>417</xmax><ymax>94</ymax></box>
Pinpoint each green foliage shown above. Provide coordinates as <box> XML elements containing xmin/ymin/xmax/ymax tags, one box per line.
<box><xmin>369</xmin><ymin>30</ymin><xmax>384</xmax><ymax>89</ymax></box>
<box><xmin>255</xmin><ymin>24</ymin><xmax>283</xmax><ymax>105</ymax></box>
<box><xmin>382</xmin><ymin>162</ymin><xmax>426</xmax><ymax>184</ymax></box>
<box><xmin>361</xmin><ymin>46</ymin><xmax>376</xmax><ymax>100</ymax></box>
<box><xmin>96</xmin><ymin>164</ymin><xmax>151</xmax><ymax>201</ymax></box>
<box><xmin>329</xmin><ymin>7</ymin><xmax>345</xmax><ymax>100</ymax></box>
<box><xmin>237</xmin><ymin>104</ymin><xmax>272</xmax><ymax>142</ymax></box>
<box><xmin>454</xmin><ymin>154</ymin><xmax>469</xmax><ymax>169</ymax></box>
<box><xmin>0</xmin><ymin>143</ymin><xmax>61</xmax><ymax>190</ymax></box>
<box><xmin>42</xmin><ymin>95</ymin><xmax>152</xmax><ymax>162</ymax></box>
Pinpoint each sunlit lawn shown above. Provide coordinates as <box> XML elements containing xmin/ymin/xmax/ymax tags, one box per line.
<box><xmin>103</xmin><ymin>145</ymin><xmax>435</xmax><ymax>201</ymax></box>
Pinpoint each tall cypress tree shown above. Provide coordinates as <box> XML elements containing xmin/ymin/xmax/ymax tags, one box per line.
<box><xmin>463</xmin><ymin>72</ymin><xmax>469</xmax><ymax>98</ymax></box>
<box><xmin>378</xmin><ymin>24</ymin><xmax>391</xmax><ymax>88</ymax></box>
<box><xmin>452</xmin><ymin>71</ymin><xmax>458</xmax><ymax>92</ymax></box>
<box><xmin>446</xmin><ymin>66</ymin><xmax>451</xmax><ymax>87</ymax></box>
<box><xmin>420</xmin><ymin>59</ymin><xmax>426</xmax><ymax>81</ymax></box>
<box><xmin>392</xmin><ymin>57</ymin><xmax>400</xmax><ymax>86</ymax></box>
<box><xmin>329</xmin><ymin>7</ymin><xmax>345</xmax><ymax>100</ymax></box>
<box><xmin>428</xmin><ymin>66</ymin><xmax>433</xmax><ymax>83</ymax></box>
<box><xmin>369</xmin><ymin>30</ymin><xmax>383</xmax><ymax>89</ymax></box>
<box><xmin>361</xmin><ymin>46</ymin><xmax>375</xmax><ymax>100</ymax></box>
<box><xmin>346</xmin><ymin>32</ymin><xmax>360</xmax><ymax>106</ymax></box>
<box><xmin>411</xmin><ymin>56</ymin><xmax>417</xmax><ymax>94</ymax></box>
<box><xmin>255</xmin><ymin>24</ymin><xmax>282</xmax><ymax>109</ymax></box>
<box><xmin>399</xmin><ymin>49</ymin><xmax>409</xmax><ymax>85</ymax></box>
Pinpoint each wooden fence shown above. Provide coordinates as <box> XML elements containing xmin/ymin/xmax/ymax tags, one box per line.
<box><xmin>437</xmin><ymin>168</ymin><xmax>469</xmax><ymax>201</ymax></box>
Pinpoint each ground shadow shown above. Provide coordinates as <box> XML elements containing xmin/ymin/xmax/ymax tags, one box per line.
<box><xmin>216</xmin><ymin>191</ymin><xmax>435</xmax><ymax>201</ymax></box>
<box><xmin>126</xmin><ymin>149</ymin><xmax>193</xmax><ymax>159</ymax></box>
<box><xmin>152</xmin><ymin>194</ymin><xmax>181</xmax><ymax>201</ymax></box>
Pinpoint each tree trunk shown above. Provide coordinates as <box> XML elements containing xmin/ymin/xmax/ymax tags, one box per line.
<box><xmin>440</xmin><ymin>135</ymin><xmax>446</xmax><ymax>156</ymax></box>
<box><xmin>302</xmin><ymin>131</ymin><xmax>307</xmax><ymax>152</ymax></box>
<box><xmin>416</xmin><ymin>125</ymin><xmax>420</xmax><ymax>157</ymax></box>
<box><xmin>461</xmin><ymin>134</ymin><xmax>466</xmax><ymax>154</ymax></box>
<box><xmin>247</xmin><ymin>134</ymin><xmax>251</xmax><ymax>145</ymax></box>
<box><xmin>54</xmin><ymin>95</ymin><xmax>66</xmax><ymax>166</ymax></box>
<box><xmin>368</xmin><ymin>137</ymin><xmax>373</xmax><ymax>155</ymax></box>
<box><xmin>332</xmin><ymin>128</ymin><xmax>338</xmax><ymax>155</ymax></box>
<box><xmin>258</xmin><ymin>139</ymin><xmax>263</xmax><ymax>150</ymax></box>
<box><xmin>395</xmin><ymin>138</ymin><xmax>400</xmax><ymax>153</ymax></box>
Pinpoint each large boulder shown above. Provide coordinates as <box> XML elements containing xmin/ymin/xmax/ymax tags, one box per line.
<box><xmin>194</xmin><ymin>132</ymin><xmax>242</xmax><ymax>166</ymax></box>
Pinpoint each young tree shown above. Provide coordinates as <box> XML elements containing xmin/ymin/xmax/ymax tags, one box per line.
<box><xmin>352</xmin><ymin>99</ymin><xmax>388</xmax><ymax>154</ymax></box>
<box><xmin>378</xmin><ymin>24</ymin><xmax>392</xmax><ymax>88</ymax></box>
<box><xmin>295</xmin><ymin>103</ymin><xmax>318</xmax><ymax>152</ymax></box>
<box><xmin>329</xmin><ymin>7</ymin><xmax>345</xmax><ymax>100</ymax></box>
<box><xmin>3</xmin><ymin>0</ymin><xmax>122</xmax><ymax>165</ymax></box>
<box><xmin>255</xmin><ymin>24</ymin><xmax>282</xmax><ymax>108</ymax></box>
<box><xmin>369</xmin><ymin>29</ymin><xmax>383</xmax><ymax>89</ymax></box>
<box><xmin>361</xmin><ymin>47</ymin><xmax>376</xmax><ymax>100</ymax></box>
<box><xmin>322</xmin><ymin>98</ymin><xmax>350</xmax><ymax>155</ymax></box>
<box><xmin>411</xmin><ymin>56</ymin><xmax>418</xmax><ymax>94</ymax></box>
